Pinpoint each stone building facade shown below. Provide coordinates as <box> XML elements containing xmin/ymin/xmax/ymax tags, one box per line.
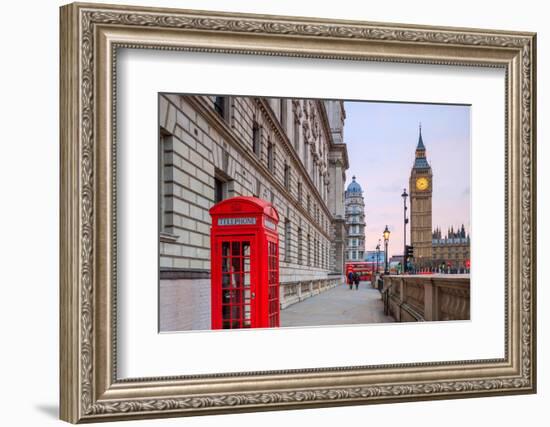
<box><xmin>432</xmin><ymin>225</ymin><xmax>470</xmax><ymax>270</ymax></box>
<box><xmin>159</xmin><ymin>94</ymin><xmax>348</xmax><ymax>331</ymax></box>
<box><xmin>344</xmin><ymin>176</ymin><xmax>366</xmax><ymax>261</ymax></box>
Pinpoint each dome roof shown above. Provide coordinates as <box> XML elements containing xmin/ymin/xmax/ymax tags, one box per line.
<box><xmin>346</xmin><ymin>176</ymin><xmax>362</xmax><ymax>193</ymax></box>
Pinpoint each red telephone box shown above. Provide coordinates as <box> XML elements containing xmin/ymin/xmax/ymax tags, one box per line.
<box><xmin>209</xmin><ymin>196</ymin><xmax>280</xmax><ymax>329</ymax></box>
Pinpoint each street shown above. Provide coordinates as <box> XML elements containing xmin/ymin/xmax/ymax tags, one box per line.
<box><xmin>280</xmin><ymin>281</ymin><xmax>395</xmax><ymax>327</ymax></box>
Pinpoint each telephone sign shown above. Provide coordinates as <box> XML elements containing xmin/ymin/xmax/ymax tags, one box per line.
<box><xmin>218</xmin><ymin>217</ymin><xmax>256</xmax><ymax>226</ymax></box>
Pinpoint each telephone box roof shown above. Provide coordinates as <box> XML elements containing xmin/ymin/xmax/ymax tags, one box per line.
<box><xmin>209</xmin><ymin>196</ymin><xmax>279</xmax><ymax>222</ymax></box>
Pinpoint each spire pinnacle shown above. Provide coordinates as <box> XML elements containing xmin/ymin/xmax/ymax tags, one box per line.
<box><xmin>416</xmin><ymin>122</ymin><xmax>425</xmax><ymax>151</ymax></box>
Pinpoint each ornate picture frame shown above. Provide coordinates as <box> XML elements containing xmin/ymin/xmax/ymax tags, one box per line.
<box><xmin>60</xmin><ymin>2</ymin><xmax>536</xmax><ymax>423</ymax></box>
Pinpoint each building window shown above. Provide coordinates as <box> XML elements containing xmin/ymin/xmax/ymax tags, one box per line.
<box><xmin>297</xmin><ymin>227</ymin><xmax>303</xmax><ymax>264</ymax></box>
<box><xmin>214</xmin><ymin>170</ymin><xmax>233</xmax><ymax>203</ymax></box>
<box><xmin>280</xmin><ymin>99</ymin><xmax>287</xmax><ymax>131</ymax></box>
<box><xmin>267</xmin><ymin>139</ymin><xmax>275</xmax><ymax>173</ymax></box>
<box><xmin>297</xmin><ymin>181</ymin><xmax>303</xmax><ymax>204</ymax></box>
<box><xmin>307</xmin><ymin>195</ymin><xmax>311</xmax><ymax>213</ymax></box>
<box><xmin>313</xmin><ymin>237</ymin><xmax>317</xmax><ymax>267</ymax></box>
<box><xmin>303</xmin><ymin>140</ymin><xmax>308</xmax><ymax>171</ymax></box>
<box><xmin>307</xmin><ymin>234</ymin><xmax>311</xmax><ymax>266</ymax></box>
<box><xmin>284</xmin><ymin>219</ymin><xmax>291</xmax><ymax>262</ymax></box>
<box><xmin>315</xmin><ymin>238</ymin><xmax>319</xmax><ymax>267</ymax></box>
<box><xmin>214</xmin><ymin>177</ymin><xmax>225</xmax><ymax>203</ymax></box>
<box><xmin>159</xmin><ymin>133</ymin><xmax>169</xmax><ymax>231</ymax></box>
<box><xmin>284</xmin><ymin>163</ymin><xmax>291</xmax><ymax>188</ymax></box>
<box><xmin>294</xmin><ymin>120</ymin><xmax>300</xmax><ymax>150</ymax></box>
<box><xmin>214</xmin><ymin>96</ymin><xmax>226</xmax><ymax>119</ymax></box>
<box><xmin>252</xmin><ymin>122</ymin><xmax>261</xmax><ymax>156</ymax></box>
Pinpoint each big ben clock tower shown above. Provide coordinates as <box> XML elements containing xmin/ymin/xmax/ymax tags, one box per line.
<box><xmin>409</xmin><ymin>124</ymin><xmax>433</xmax><ymax>267</ymax></box>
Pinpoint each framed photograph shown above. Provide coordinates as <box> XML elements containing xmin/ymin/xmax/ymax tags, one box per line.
<box><xmin>60</xmin><ymin>2</ymin><xmax>536</xmax><ymax>423</ymax></box>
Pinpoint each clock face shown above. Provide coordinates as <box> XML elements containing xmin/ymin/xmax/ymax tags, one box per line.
<box><xmin>416</xmin><ymin>177</ymin><xmax>429</xmax><ymax>191</ymax></box>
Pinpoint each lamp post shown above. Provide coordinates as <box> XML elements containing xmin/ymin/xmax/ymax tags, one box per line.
<box><xmin>375</xmin><ymin>240</ymin><xmax>381</xmax><ymax>275</ymax></box>
<box><xmin>383</xmin><ymin>225</ymin><xmax>390</xmax><ymax>274</ymax></box>
<box><xmin>401</xmin><ymin>188</ymin><xmax>408</xmax><ymax>274</ymax></box>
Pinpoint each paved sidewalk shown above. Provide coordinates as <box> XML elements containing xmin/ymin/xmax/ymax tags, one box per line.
<box><xmin>280</xmin><ymin>281</ymin><xmax>395</xmax><ymax>327</ymax></box>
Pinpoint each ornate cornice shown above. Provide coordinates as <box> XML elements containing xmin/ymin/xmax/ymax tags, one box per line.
<box><xmin>86</xmin><ymin>375</ymin><xmax>529</xmax><ymax>416</ymax></box>
<box><xmin>82</xmin><ymin>9</ymin><xmax>532</xmax><ymax>49</ymax></box>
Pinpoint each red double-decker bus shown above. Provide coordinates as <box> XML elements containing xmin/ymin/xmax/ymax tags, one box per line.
<box><xmin>345</xmin><ymin>261</ymin><xmax>380</xmax><ymax>282</ymax></box>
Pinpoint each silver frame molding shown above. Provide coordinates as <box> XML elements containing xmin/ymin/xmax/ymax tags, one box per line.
<box><xmin>60</xmin><ymin>2</ymin><xmax>537</xmax><ymax>423</ymax></box>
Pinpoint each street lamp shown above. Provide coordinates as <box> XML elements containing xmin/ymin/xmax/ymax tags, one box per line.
<box><xmin>383</xmin><ymin>225</ymin><xmax>390</xmax><ymax>274</ymax></box>
<box><xmin>375</xmin><ymin>240</ymin><xmax>381</xmax><ymax>275</ymax></box>
<box><xmin>401</xmin><ymin>188</ymin><xmax>409</xmax><ymax>274</ymax></box>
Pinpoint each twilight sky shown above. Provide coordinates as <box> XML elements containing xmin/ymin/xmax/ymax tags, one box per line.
<box><xmin>342</xmin><ymin>101</ymin><xmax>470</xmax><ymax>258</ymax></box>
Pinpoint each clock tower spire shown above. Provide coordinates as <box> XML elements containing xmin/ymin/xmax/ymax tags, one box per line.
<box><xmin>409</xmin><ymin>123</ymin><xmax>433</xmax><ymax>268</ymax></box>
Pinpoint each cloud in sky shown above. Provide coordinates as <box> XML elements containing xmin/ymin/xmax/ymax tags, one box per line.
<box><xmin>343</xmin><ymin>100</ymin><xmax>470</xmax><ymax>257</ymax></box>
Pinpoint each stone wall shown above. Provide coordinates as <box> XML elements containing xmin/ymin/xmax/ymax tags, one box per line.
<box><xmin>159</xmin><ymin>278</ymin><xmax>211</xmax><ymax>331</ymax></box>
<box><xmin>280</xmin><ymin>275</ymin><xmax>342</xmax><ymax>309</ymax></box>
<box><xmin>382</xmin><ymin>274</ymin><xmax>470</xmax><ymax>322</ymax></box>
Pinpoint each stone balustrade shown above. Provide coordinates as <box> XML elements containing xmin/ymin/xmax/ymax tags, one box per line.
<box><xmin>280</xmin><ymin>275</ymin><xmax>342</xmax><ymax>309</ymax></box>
<box><xmin>382</xmin><ymin>274</ymin><xmax>470</xmax><ymax>322</ymax></box>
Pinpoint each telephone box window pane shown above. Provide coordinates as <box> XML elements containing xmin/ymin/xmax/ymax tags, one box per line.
<box><xmin>222</xmin><ymin>302</ymin><xmax>230</xmax><ymax>320</ymax></box>
<box><xmin>233</xmin><ymin>274</ymin><xmax>243</xmax><ymax>289</ymax></box>
<box><xmin>232</xmin><ymin>274</ymin><xmax>243</xmax><ymax>289</ymax></box>
<box><xmin>222</xmin><ymin>290</ymin><xmax>230</xmax><ymax>303</ymax></box>
<box><xmin>222</xmin><ymin>257</ymin><xmax>230</xmax><ymax>273</ymax></box>
<box><xmin>244</xmin><ymin>258</ymin><xmax>250</xmax><ymax>273</ymax></box>
<box><xmin>222</xmin><ymin>242</ymin><xmax>230</xmax><ymax>257</ymax></box>
<box><xmin>231</xmin><ymin>305</ymin><xmax>241</xmax><ymax>320</ymax></box>
<box><xmin>231</xmin><ymin>290</ymin><xmax>242</xmax><ymax>304</ymax></box>
<box><xmin>232</xmin><ymin>241</ymin><xmax>241</xmax><ymax>257</ymax></box>
<box><xmin>243</xmin><ymin>242</ymin><xmax>250</xmax><ymax>256</ymax></box>
<box><xmin>232</xmin><ymin>257</ymin><xmax>242</xmax><ymax>275</ymax></box>
<box><xmin>230</xmin><ymin>258</ymin><xmax>238</xmax><ymax>275</ymax></box>
<box><xmin>222</xmin><ymin>274</ymin><xmax>230</xmax><ymax>289</ymax></box>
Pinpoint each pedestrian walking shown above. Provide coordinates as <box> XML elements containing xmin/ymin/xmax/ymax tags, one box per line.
<box><xmin>353</xmin><ymin>272</ymin><xmax>360</xmax><ymax>290</ymax></box>
<box><xmin>347</xmin><ymin>271</ymin><xmax>354</xmax><ymax>290</ymax></box>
